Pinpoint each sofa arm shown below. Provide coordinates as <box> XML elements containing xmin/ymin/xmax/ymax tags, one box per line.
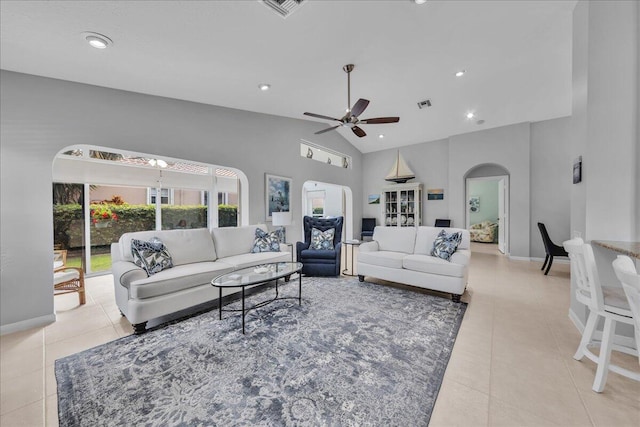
<box><xmin>111</xmin><ymin>260</ymin><xmax>147</xmax><ymax>290</ymax></box>
<box><xmin>359</xmin><ymin>241</ymin><xmax>379</xmax><ymax>253</ymax></box>
<box><xmin>450</xmin><ymin>249</ymin><xmax>471</xmax><ymax>266</ymax></box>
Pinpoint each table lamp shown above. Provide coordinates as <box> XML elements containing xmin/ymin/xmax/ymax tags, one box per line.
<box><xmin>271</xmin><ymin>211</ymin><xmax>292</xmax><ymax>243</ymax></box>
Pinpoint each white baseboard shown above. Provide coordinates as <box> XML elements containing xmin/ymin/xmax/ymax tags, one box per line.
<box><xmin>0</xmin><ymin>313</ymin><xmax>56</xmax><ymax>336</ymax></box>
<box><xmin>530</xmin><ymin>257</ymin><xmax>570</xmax><ymax>264</ymax></box>
<box><xmin>568</xmin><ymin>308</ymin><xmax>637</xmax><ymax>349</ymax></box>
<box><xmin>509</xmin><ymin>256</ymin><xmax>570</xmax><ymax>264</ymax></box>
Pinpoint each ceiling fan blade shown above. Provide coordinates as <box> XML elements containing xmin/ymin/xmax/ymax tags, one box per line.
<box><xmin>304</xmin><ymin>112</ymin><xmax>341</xmax><ymax>122</ymax></box>
<box><xmin>360</xmin><ymin>117</ymin><xmax>400</xmax><ymax>124</ymax></box>
<box><xmin>352</xmin><ymin>126</ymin><xmax>367</xmax><ymax>138</ymax></box>
<box><xmin>350</xmin><ymin>98</ymin><xmax>370</xmax><ymax>117</ymax></box>
<box><xmin>315</xmin><ymin>125</ymin><xmax>341</xmax><ymax>135</ymax></box>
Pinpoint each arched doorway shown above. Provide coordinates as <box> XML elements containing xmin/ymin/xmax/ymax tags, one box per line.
<box><xmin>301</xmin><ymin>181</ymin><xmax>354</xmax><ymax>241</ymax></box>
<box><xmin>52</xmin><ymin>144</ymin><xmax>249</xmax><ymax>276</ymax></box>
<box><xmin>464</xmin><ymin>164</ymin><xmax>510</xmax><ymax>254</ymax></box>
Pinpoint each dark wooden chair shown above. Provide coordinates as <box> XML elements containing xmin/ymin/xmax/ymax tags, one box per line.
<box><xmin>434</xmin><ymin>219</ymin><xmax>451</xmax><ymax>227</ymax></box>
<box><xmin>538</xmin><ymin>222</ymin><xmax>568</xmax><ymax>275</ymax></box>
<box><xmin>361</xmin><ymin>218</ymin><xmax>376</xmax><ymax>240</ymax></box>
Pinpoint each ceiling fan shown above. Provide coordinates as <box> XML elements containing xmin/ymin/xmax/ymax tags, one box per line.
<box><xmin>304</xmin><ymin>64</ymin><xmax>399</xmax><ymax>138</ymax></box>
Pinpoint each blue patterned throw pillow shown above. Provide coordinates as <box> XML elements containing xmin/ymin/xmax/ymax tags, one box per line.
<box><xmin>431</xmin><ymin>229</ymin><xmax>462</xmax><ymax>262</ymax></box>
<box><xmin>310</xmin><ymin>227</ymin><xmax>335</xmax><ymax>250</ymax></box>
<box><xmin>251</xmin><ymin>228</ymin><xmax>281</xmax><ymax>253</ymax></box>
<box><xmin>131</xmin><ymin>237</ymin><xmax>173</xmax><ymax>276</ymax></box>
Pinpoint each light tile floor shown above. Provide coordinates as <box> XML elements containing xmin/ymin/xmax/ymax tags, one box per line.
<box><xmin>1</xmin><ymin>243</ymin><xmax>639</xmax><ymax>426</ymax></box>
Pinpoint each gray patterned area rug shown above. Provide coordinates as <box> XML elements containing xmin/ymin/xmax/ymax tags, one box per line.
<box><xmin>56</xmin><ymin>276</ymin><xmax>466</xmax><ymax>426</ymax></box>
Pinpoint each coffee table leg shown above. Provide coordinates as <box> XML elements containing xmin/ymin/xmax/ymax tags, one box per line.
<box><xmin>298</xmin><ymin>273</ymin><xmax>302</xmax><ymax>305</ymax></box>
<box><xmin>242</xmin><ymin>287</ymin><xmax>245</xmax><ymax>335</ymax></box>
<box><xmin>218</xmin><ymin>287</ymin><xmax>222</xmax><ymax>320</ymax></box>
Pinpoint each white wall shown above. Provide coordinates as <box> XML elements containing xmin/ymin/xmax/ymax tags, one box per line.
<box><xmin>0</xmin><ymin>71</ymin><xmax>363</xmax><ymax>332</ymax></box>
<box><xmin>569</xmin><ymin>0</ymin><xmax>639</xmax><ymax>326</ymax></box>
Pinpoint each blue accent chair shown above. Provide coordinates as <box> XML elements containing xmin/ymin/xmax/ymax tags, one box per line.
<box><xmin>296</xmin><ymin>216</ymin><xmax>343</xmax><ymax>276</ymax></box>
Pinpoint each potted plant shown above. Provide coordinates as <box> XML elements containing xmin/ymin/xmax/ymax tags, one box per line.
<box><xmin>91</xmin><ymin>205</ymin><xmax>118</xmax><ymax>228</ymax></box>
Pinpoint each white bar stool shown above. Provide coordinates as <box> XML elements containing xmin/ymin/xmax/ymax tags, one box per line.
<box><xmin>563</xmin><ymin>239</ymin><xmax>639</xmax><ymax>392</ymax></box>
<box><xmin>612</xmin><ymin>255</ymin><xmax>640</xmax><ymax>366</ymax></box>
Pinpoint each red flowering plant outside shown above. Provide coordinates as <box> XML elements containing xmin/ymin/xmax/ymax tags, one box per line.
<box><xmin>90</xmin><ymin>205</ymin><xmax>118</xmax><ymax>224</ymax></box>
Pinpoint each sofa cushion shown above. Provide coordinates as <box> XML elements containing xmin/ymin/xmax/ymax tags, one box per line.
<box><xmin>300</xmin><ymin>249</ymin><xmax>337</xmax><ymax>260</ymax></box>
<box><xmin>310</xmin><ymin>227</ymin><xmax>335</xmax><ymax>250</ymax></box>
<box><xmin>431</xmin><ymin>229</ymin><xmax>463</xmax><ymax>261</ymax></box>
<box><xmin>358</xmin><ymin>250</ymin><xmax>406</xmax><ymax>269</ymax></box>
<box><xmin>119</xmin><ymin>228</ymin><xmax>216</xmax><ymax>266</ymax></box>
<box><xmin>414</xmin><ymin>226</ymin><xmax>470</xmax><ymax>255</ymax></box>
<box><xmin>251</xmin><ymin>228</ymin><xmax>281</xmax><ymax>253</ymax></box>
<box><xmin>212</xmin><ymin>224</ymin><xmax>267</xmax><ymax>259</ymax></box>
<box><xmin>403</xmin><ymin>254</ymin><xmax>466</xmax><ymax>278</ymax></box>
<box><xmin>129</xmin><ymin>262</ymin><xmax>234</xmax><ymax>299</ymax></box>
<box><xmin>372</xmin><ymin>226</ymin><xmax>416</xmax><ymax>254</ymax></box>
<box><xmin>131</xmin><ymin>237</ymin><xmax>173</xmax><ymax>276</ymax></box>
<box><xmin>217</xmin><ymin>251</ymin><xmax>291</xmax><ymax>270</ymax></box>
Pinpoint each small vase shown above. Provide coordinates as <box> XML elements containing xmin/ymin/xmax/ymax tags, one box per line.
<box><xmin>94</xmin><ymin>220</ymin><xmax>111</xmax><ymax>229</ymax></box>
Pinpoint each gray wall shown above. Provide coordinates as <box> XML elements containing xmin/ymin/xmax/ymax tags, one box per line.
<box><xmin>361</xmin><ymin>139</ymin><xmax>450</xmax><ymax>228</ymax></box>
<box><xmin>530</xmin><ymin>116</ymin><xmax>573</xmax><ymax>259</ymax></box>
<box><xmin>0</xmin><ymin>70</ymin><xmax>363</xmax><ymax>331</ymax></box>
<box><xmin>363</xmin><ymin>119</ymin><xmax>572</xmax><ymax>259</ymax></box>
<box><xmin>449</xmin><ymin>122</ymin><xmax>531</xmax><ymax>258</ymax></box>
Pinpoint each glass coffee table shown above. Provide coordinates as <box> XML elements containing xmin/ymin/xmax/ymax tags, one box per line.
<box><xmin>211</xmin><ymin>262</ymin><xmax>303</xmax><ymax>334</ymax></box>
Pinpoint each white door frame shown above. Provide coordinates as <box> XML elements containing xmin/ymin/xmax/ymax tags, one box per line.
<box><xmin>465</xmin><ymin>175</ymin><xmax>509</xmax><ymax>255</ymax></box>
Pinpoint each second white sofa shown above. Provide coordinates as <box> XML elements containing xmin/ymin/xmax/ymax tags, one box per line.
<box><xmin>111</xmin><ymin>225</ymin><xmax>291</xmax><ymax>333</ymax></box>
<box><xmin>357</xmin><ymin>226</ymin><xmax>471</xmax><ymax>302</ymax></box>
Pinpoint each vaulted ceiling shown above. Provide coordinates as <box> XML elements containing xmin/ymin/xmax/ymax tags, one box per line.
<box><xmin>0</xmin><ymin>0</ymin><xmax>576</xmax><ymax>153</ymax></box>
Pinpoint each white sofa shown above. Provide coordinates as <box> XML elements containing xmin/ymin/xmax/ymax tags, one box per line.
<box><xmin>111</xmin><ymin>225</ymin><xmax>291</xmax><ymax>333</ymax></box>
<box><xmin>357</xmin><ymin>226</ymin><xmax>471</xmax><ymax>302</ymax></box>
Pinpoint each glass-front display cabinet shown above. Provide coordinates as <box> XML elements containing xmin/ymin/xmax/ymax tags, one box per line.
<box><xmin>382</xmin><ymin>183</ymin><xmax>422</xmax><ymax>227</ymax></box>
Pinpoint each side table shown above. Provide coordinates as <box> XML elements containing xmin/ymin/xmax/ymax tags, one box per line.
<box><xmin>342</xmin><ymin>239</ymin><xmax>361</xmax><ymax>276</ymax></box>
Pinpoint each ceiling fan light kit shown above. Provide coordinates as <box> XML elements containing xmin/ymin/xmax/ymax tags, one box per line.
<box><xmin>303</xmin><ymin>64</ymin><xmax>400</xmax><ymax>138</ymax></box>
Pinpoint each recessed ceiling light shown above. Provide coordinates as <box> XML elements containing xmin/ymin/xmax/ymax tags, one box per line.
<box><xmin>258</xmin><ymin>84</ymin><xmax>271</xmax><ymax>91</ymax></box>
<box><xmin>466</xmin><ymin>112</ymin><xmax>475</xmax><ymax>119</ymax></box>
<box><xmin>455</xmin><ymin>70</ymin><xmax>466</xmax><ymax>77</ymax></box>
<box><xmin>378</xmin><ymin>134</ymin><xmax>385</xmax><ymax>139</ymax></box>
<box><xmin>81</xmin><ymin>32</ymin><xmax>112</xmax><ymax>49</ymax></box>
<box><xmin>414</xmin><ymin>0</ymin><xmax>428</xmax><ymax>4</ymax></box>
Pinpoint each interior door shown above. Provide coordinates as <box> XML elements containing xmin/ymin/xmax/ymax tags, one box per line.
<box><xmin>498</xmin><ymin>178</ymin><xmax>506</xmax><ymax>254</ymax></box>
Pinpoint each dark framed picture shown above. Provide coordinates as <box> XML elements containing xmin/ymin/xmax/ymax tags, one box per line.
<box><xmin>573</xmin><ymin>156</ymin><xmax>582</xmax><ymax>184</ymax></box>
<box><xmin>265</xmin><ymin>174</ymin><xmax>291</xmax><ymax>220</ymax></box>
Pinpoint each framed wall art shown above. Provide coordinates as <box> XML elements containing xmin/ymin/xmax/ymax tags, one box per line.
<box><xmin>265</xmin><ymin>174</ymin><xmax>292</xmax><ymax>220</ymax></box>
<box><xmin>469</xmin><ymin>195</ymin><xmax>480</xmax><ymax>213</ymax></box>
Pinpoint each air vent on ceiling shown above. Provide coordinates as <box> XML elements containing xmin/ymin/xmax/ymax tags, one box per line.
<box><xmin>417</xmin><ymin>99</ymin><xmax>432</xmax><ymax>109</ymax></box>
<box><xmin>261</xmin><ymin>0</ymin><xmax>307</xmax><ymax>19</ymax></box>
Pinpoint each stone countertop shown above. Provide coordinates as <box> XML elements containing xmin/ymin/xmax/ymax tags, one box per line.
<box><xmin>592</xmin><ymin>240</ymin><xmax>640</xmax><ymax>259</ymax></box>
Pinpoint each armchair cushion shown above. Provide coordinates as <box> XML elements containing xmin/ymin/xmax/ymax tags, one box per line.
<box><xmin>300</xmin><ymin>249</ymin><xmax>337</xmax><ymax>260</ymax></box>
<box><xmin>310</xmin><ymin>227</ymin><xmax>335</xmax><ymax>250</ymax></box>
